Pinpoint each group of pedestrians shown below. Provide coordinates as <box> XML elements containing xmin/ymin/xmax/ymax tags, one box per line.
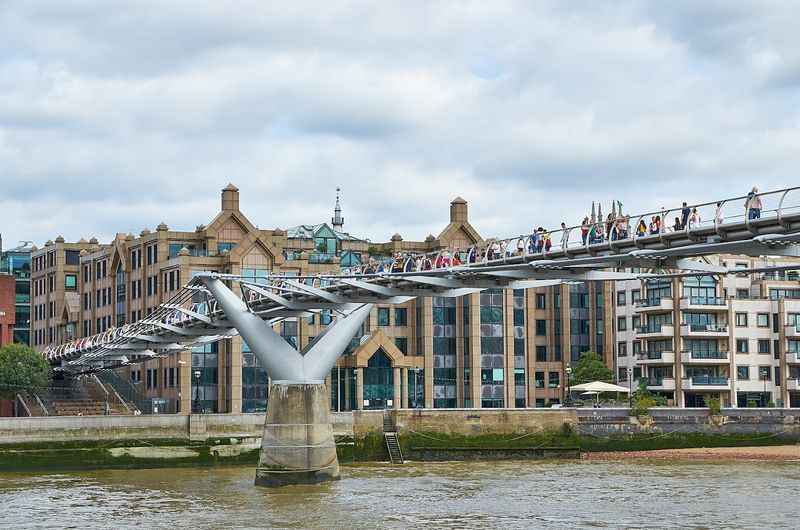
<box><xmin>348</xmin><ymin>186</ymin><xmax>765</xmax><ymax>273</ymax></box>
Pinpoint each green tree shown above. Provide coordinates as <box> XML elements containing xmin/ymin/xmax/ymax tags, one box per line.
<box><xmin>0</xmin><ymin>344</ymin><xmax>52</xmax><ymax>399</ymax></box>
<box><xmin>569</xmin><ymin>351</ymin><xmax>613</xmax><ymax>385</ymax></box>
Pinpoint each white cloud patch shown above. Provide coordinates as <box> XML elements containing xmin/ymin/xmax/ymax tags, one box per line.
<box><xmin>1</xmin><ymin>0</ymin><xmax>800</xmax><ymax>247</ymax></box>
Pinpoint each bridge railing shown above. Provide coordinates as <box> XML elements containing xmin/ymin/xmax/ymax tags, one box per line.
<box><xmin>341</xmin><ymin>185</ymin><xmax>800</xmax><ymax>273</ymax></box>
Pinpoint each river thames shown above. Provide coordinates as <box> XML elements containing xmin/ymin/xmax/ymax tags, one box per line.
<box><xmin>1</xmin><ymin>460</ymin><xmax>797</xmax><ymax>529</ymax></box>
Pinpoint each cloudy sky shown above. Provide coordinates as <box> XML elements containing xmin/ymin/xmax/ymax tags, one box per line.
<box><xmin>2</xmin><ymin>1</ymin><xmax>799</xmax><ymax>248</ymax></box>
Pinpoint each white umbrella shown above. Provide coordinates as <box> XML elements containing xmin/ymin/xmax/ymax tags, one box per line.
<box><xmin>570</xmin><ymin>381</ymin><xmax>631</xmax><ymax>393</ymax></box>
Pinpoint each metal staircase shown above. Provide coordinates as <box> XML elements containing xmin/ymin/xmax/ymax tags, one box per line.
<box><xmin>383</xmin><ymin>411</ymin><xmax>404</xmax><ymax>464</ymax></box>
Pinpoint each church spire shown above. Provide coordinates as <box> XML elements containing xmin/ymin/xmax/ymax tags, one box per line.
<box><xmin>332</xmin><ymin>187</ymin><xmax>344</xmax><ymax>230</ymax></box>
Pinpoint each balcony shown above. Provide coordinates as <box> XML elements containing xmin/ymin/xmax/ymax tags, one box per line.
<box><xmin>681</xmin><ymin>375</ymin><xmax>730</xmax><ymax>390</ymax></box>
<box><xmin>680</xmin><ymin>350</ymin><xmax>729</xmax><ymax>364</ymax></box>
<box><xmin>647</xmin><ymin>377</ymin><xmax>676</xmax><ymax>391</ymax></box>
<box><xmin>680</xmin><ymin>323</ymin><xmax>729</xmax><ymax>337</ymax></box>
<box><xmin>680</xmin><ymin>296</ymin><xmax>728</xmax><ymax>311</ymax></box>
<box><xmin>635</xmin><ymin>298</ymin><xmax>673</xmax><ymax>313</ymax></box>
<box><xmin>785</xmin><ymin>324</ymin><xmax>800</xmax><ymax>338</ymax></box>
<box><xmin>787</xmin><ymin>379</ymin><xmax>800</xmax><ymax>392</ymax></box>
<box><xmin>638</xmin><ymin>350</ymin><xmax>675</xmax><ymax>364</ymax></box>
<box><xmin>635</xmin><ymin>324</ymin><xmax>674</xmax><ymax>338</ymax></box>
<box><xmin>786</xmin><ymin>352</ymin><xmax>800</xmax><ymax>365</ymax></box>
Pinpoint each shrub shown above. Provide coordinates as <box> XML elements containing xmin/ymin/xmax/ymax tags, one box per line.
<box><xmin>631</xmin><ymin>395</ymin><xmax>656</xmax><ymax>417</ymax></box>
<box><xmin>707</xmin><ymin>397</ymin><xmax>721</xmax><ymax>416</ymax></box>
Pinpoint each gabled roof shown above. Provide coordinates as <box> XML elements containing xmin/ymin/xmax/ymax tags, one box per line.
<box><xmin>436</xmin><ymin>220</ymin><xmax>483</xmax><ymax>246</ymax></box>
<box><xmin>285</xmin><ymin>222</ymin><xmax>366</xmax><ymax>242</ymax></box>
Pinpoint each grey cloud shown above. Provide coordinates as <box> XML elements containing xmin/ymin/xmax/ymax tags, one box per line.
<box><xmin>2</xmin><ymin>1</ymin><xmax>800</xmax><ymax>248</ymax></box>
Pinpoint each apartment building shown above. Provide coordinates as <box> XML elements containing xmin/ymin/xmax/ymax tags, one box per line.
<box><xmin>614</xmin><ymin>256</ymin><xmax>800</xmax><ymax>408</ymax></box>
<box><xmin>0</xmin><ymin>239</ymin><xmax>33</xmax><ymax>345</ymax></box>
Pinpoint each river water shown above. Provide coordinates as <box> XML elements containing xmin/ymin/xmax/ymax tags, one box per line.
<box><xmin>0</xmin><ymin>460</ymin><xmax>797</xmax><ymax>529</ymax></box>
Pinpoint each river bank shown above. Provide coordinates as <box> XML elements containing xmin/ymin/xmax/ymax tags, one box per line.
<box><xmin>584</xmin><ymin>444</ymin><xmax>800</xmax><ymax>462</ymax></box>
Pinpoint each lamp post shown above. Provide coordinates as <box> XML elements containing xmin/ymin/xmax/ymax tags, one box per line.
<box><xmin>565</xmin><ymin>365</ymin><xmax>572</xmax><ymax>406</ymax></box>
<box><xmin>193</xmin><ymin>369</ymin><xmax>201</xmax><ymax>414</ymax></box>
<box><xmin>627</xmin><ymin>366</ymin><xmax>633</xmax><ymax>408</ymax></box>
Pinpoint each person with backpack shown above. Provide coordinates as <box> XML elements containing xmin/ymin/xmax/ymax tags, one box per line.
<box><xmin>745</xmin><ymin>186</ymin><xmax>762</xmax><ymax>220</ymax></box>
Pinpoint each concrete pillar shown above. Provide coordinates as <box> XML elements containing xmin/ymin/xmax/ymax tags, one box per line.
<box><xmin>255</xmin><ymin>382</ymin><xmax>339</xmax><ymax>487</ymax></box>
<box><xmin>401</xmin><ymin>368</ymin><xmax>409</xmax><ymax>408</ymax></box>
<box><xmin>393</xmin><ymin>368</ymin><xmax>401</xmax><ymax>409</ymax></box>
<box><xmin>355</xmin><ymin>368</ymin><xmax>364</xmax><ymax>410</ymax></box>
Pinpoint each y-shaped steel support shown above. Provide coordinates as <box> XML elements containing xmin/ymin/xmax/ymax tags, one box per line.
<box><xmin>200</xmin><ymin>275</ymin><xmax>372</xmax><ymax>382</ymax></box>
<box><xmin>199</xmin><ymin>275</ymin><xmax>373</xmax><ymax>486</ymax></box>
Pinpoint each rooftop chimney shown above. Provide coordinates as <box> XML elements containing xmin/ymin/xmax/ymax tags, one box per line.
<box><xmin>222</xmin><ymin>183</ymin><xmax>240</xmax><ymax>212</ymax></box>
<box><xmin>450</xmin><ymin>197</ymin><xmax>468</xmax><ymax>223</ymax></box>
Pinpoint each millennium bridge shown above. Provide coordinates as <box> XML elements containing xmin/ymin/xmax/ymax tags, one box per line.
<box><xmin>41</xmin><ymin>186</ymin><xmax>800</xmax><ymax>486</ymax></box>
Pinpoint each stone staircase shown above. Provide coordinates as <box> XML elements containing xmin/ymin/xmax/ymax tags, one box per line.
<box><xmin>383</xmin><ymin>411</ymin><xmax>404</xmax><ymax>464</ymax></box>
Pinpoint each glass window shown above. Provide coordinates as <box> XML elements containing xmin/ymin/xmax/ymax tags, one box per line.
<box><xmin>535</xmin><ymin>293</ymin><xmax>546</xmax><ymax>309</ymax></box>
<box><xmin>64</xmin><ymin>274</ymin><xmax>77</xmax><ymax>290</ymax></box>
<box><xmin>617</xmin><ymin>342</ymin><xmax>627</xmax><ymax>357</ymax></box>
<box><xmin>758</xmin><ymin>339</ymin><xmax>770</xmax><ymax>354</ymax></box>
<box><xmin>617</xmin><ymin>316</ymin><xmax>626</xmax><ymax>331</ymax></box>
<box><xmin>534</xmin><ymin>371</ymin><xmax>544</xmax><ymax>388</ymax></box>
<box><xmin>631</xmin><ymin>289</ymin><xmax>641</xmax><ymax>304</ymax></box>
<box><xmin>735</xmin><ymin>313</ymin><xmax>747</xmax><ymax>327</ymax></box>
<box><xmin>737</xmin><ymin>365</ymin><xmax>750</xmax><ymax>380</ymax></box>
<box><xmin>757</xmin><ymin>313</ymin><xmax>769</xmax><ymax>327</ymax></box>
<box><xmin>616</xmin><ymin>291</ymin><xmax>626</xmax><ymax>306</ymax></box>
<box><xmin>535</xmin><ymin>346</ymin><xmax>547</xmax><ymax>362</ymax></box>
<box><xmin>535</xmin><ymin>319</ymin><xmax>547</xmax><ymax>336</ymax></box>
<box><xmin>548</xmin><ymin>371</ymin><xmax>560</xmax><ymax>388</ymax></box>
<box><xmin>394</xmin><ymin>337</ymin><xmax>408</xmax><ymax>354</ymax></box>
<box><xmin>737</xmin><ymin>339</ymin><xmax>749</xmax><ymax>353</ymax></box>
<box><xmin>217</xmin><ymin>242</ymin><xmax>236</xmax><ymax>253</ymax></box>
<box><xmin>377</xmin><ymin>308</ymin><xmax>390</xmax><ymax>326</ymax></box>
<box><xmin>758</xmin><ymin>366</ymin><xmax>771</xmax><ymax>381</ymax></box>
<box><xmin>394</xmin><ymin>308</ymin><xmax>407</xmax><ymax>326</ymax></box>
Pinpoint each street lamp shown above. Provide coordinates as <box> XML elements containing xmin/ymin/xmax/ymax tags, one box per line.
<box><xmin>193</xmin><ymin>369</ymin><xmax>201</xmax><ymax>414</ymax></box>
<box><xmin>565</xmin><ymin>365</ymin><xmax>572</xmax><ymax>406</ymax></box>
<box><xmin>627</xmin><ymin>366</ymin><xmax>633</xmax><ymax>408</ymax></box>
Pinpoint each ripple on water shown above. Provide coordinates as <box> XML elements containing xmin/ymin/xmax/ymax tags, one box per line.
<box><xmin>0</xmin><ymin>460</ymin><xmax>796</xmax><ymax>529</ymax></box>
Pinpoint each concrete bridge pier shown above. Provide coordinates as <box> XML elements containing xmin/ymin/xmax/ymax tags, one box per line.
<box><xmin>256</xmin><ymin>381</ymin><xmax>339</xmax><ymax>487</ymax></box>
<box><xmin>198</xmin><ymin>274</ymin><xmax>374</xmax><ymax>487</ymax></box>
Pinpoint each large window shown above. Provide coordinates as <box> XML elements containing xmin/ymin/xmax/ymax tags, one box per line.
<box><xmin>433</xmin><ymin>297</ymin><xmax>457</xmax><ymax>408</ymax></box>
<box><xmin>480</xmin><ymin>290</ymin><xmax>504</xmax><ymax>408</ymax></box>
<box><xmin>682</xmin><ymin>276</ymin><xmax>716</xmax><ymax>303</ymax></box>
<box><xmin>192</xmin><ymin>343</ymin><xmax>219</xmax><ymax>413</ymax></box>
<box><xmin>645</xmin><ymin>278</ymin><xmax>671</xmax><ymax>304</ymax></box>
<box><xmin>242</xmin><ymin>340</ymin><xmax>268</xmax><ymax>413</ymax></box>
<box><xmin>313</xmin><ymin>225</ymin><xmax>338</xmax><ymax>256</ymax></box>
<box><xmin>64</xmin><ymin>274</ymin><xmax>77</xmax><ymax>290</ymax></box>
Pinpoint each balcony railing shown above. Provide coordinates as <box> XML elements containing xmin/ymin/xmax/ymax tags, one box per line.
<box><xmin>689</xmin><ymin>375</ymin><xmax>728</xmax><ymax>386</ymax></box>
<box><xmin>635</xmin><ymin>297</ymin><xmax>672</xmax><ymax>308</ymax></box>
<box><xmin>681</xmin><ymin>296</ymin><xmax>726</xmax><ymax>306</ymax></box>
<box><xmin>684</xmin><ymin>323</ymin><xmax>728</xmax><ymax>333</ymax></box>
<box><xmin>684</xmin><ymin>350</ymin><xmax>729</xmax><ymax>360</ymax></box>
<box><xmin>642</xmin><ymin>350</ymin><xmax>667</xmax><ymax>360</ymax></box>
<box><xmin>635</xmin><ymin>324</ymin><xmax>672</xmax><ymax>334</ymax></box>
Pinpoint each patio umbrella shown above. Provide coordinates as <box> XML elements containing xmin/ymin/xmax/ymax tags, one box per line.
<box><xmin>570</xmin><ymin>381</ymin><xmax>631</xmax><ymax>393</ymax></box>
